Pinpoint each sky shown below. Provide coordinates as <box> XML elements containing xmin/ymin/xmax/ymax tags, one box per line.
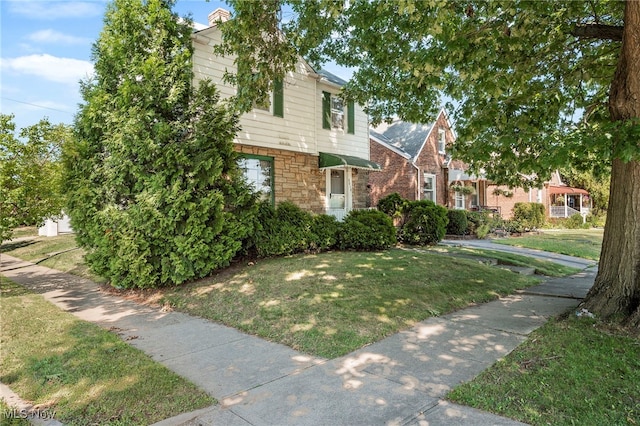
<box><xmin>0</xmin><ymin>0</ymin><xmax>351</xmax><ymax>133</ymax></box>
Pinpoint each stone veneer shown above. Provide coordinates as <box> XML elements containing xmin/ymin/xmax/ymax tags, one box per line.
<box><xmin>235</xmin><ymin>145</ymin><xmax>369</xmax><ymax>214</ymax></box>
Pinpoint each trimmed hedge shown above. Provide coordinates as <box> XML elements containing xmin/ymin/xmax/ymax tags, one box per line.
<box><xmin>339</xmin><ymin>209</ymin><xmax>397</xmax><ymax>251</ymax></box>
<box><xmin>447</xmin><ymin>209</ymin><xmax>468</xmax><ymax>235</ymax></box>
<box><xmin>513</xmin><ymin>202</ymin><xmax>545</xmax><ymax>229</ymax></box>
<box><xmin>399</xmin><ymin>201</ymin><xmax>448</xmax><ymax>245</ymax></box>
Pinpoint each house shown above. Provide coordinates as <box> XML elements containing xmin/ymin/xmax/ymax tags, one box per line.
<box><xmin>369</xmin><ymin>109</ymin><xmax>475</xmax><ymax>209</ymax></box>
<box><xmin>369</xmin><ymin>111</ymin><xmax>591</xmax><ymax>219</ymax></box>
<box><xmin>191</xmin><ymin>9</ymin><xmax>380</xmax><ymax>221</ymax></box>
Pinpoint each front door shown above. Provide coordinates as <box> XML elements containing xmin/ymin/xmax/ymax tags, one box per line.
<box><xmin>327</xmin><ymin>168</ymin><xmax>350</xmax><ymax>220</ymax></box>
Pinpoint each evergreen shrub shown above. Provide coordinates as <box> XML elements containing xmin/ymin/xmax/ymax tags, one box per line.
<box><xmin>339</xmin><ymin>209</ymin><xmax>397</xmax><ymax>251</ymax></box>
<box><xmin>399</xmin><ymin>201</ymin><xmax>448</xmax><ymax>245</ymax></box>
<box><xmin>252</xmin><ymin>201</ymin><xmax>313</xmax><ymax>257</ymax></box>
<box><xmin>447</xmin><ymin>209</ymin><xmax>468</xmax><ymax>235</ymax></box>
<box><xmin>513</xmin><ymin>202</ymin><xmax>545</xmax><ymax>229</ymax></box>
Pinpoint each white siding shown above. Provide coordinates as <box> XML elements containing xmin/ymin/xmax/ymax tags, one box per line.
<box><xmin>192</xmin><ymin>28</ymin><xmax>317</xmax><ymax>154</ymax></box>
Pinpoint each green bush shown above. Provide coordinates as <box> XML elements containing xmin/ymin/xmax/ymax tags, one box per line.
<box><xmin>377</xmin><ymin>192</ymin><xmax>405</xmax><ymax>217</ymax></box>
<box><xmin>513</xmin><ymin>202</ymin><xmax>545</xmax><ymax>229</ymax></box>
<box><xmin>475</xmin><ymin>224</ymin><xmax>491</xmax><ymax>239</ymax></box>
<box><xmin>339</xmin><ymin>210</ymin><xmax>397</xmax><ymax>251</ymax></box>
<box><xmin>502</xmin><ymin>220</ymin><xmax>525</xmax><ymax>234</ymax></box>
<box><xmin>252</xmin><ymin>201</ymin><xmax>313</xmax><ymax>257</ymax></box>
<box><xmin>586</xmin><ymin>212</ymin><xmax>606</xmax><ymax>228</ymax></box>
<box><xmin>309</xmin><ymin>214</ymin><xmax>340</xmax><ymax>251</ymax></box>
<box><xmin>465</xmin><ymin>211</ymin><xmax>489</xmax><ymax>235</ymax></box>
<box><xmin>399</xmin><ymin>203</ymin><xmax>448</xmax><ymax>245</ymax></box>
<box><xmin>565</xmin><ymin>213</ymin><xmax>589</xmax><ymax>229</ymax></box>
<box><xmin>447</xmin><ymin>209</ymin><xmax>468</xmax><ymax>235</ymax></box>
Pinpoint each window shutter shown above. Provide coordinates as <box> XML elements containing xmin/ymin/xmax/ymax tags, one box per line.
<box><xmin>347</xmin><ymin>100</ymin><xmax>355</xmax><ymax>134</ymax></box>
<box><xmin>322</xmin><ymin>91</ymin><xmax>331</xmax><ymax>129</ymax></box>
<box><xmin>273</xmin><ymin>78</ymin><xmax>284</xmax><ymax>117</ymax></box>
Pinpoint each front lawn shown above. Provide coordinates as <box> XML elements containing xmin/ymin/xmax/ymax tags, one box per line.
<box><xmin>0</xmin><ymin>278</ymin><xmax>214</xmax><ymax>425</ymax></box>
<box><xmin>493</xmin><ymin>229</ymin><xmax>603</xmax><ymax>261</ymax></box>
<box><xmin>448</xmin><ymin>315</ymin><xmax>640</xmax><ymax>425</ymax></box>
<box><xmin>149</xmin><ymin>249</ymin><xmax>540</xmax><ymax>358</ymax></box>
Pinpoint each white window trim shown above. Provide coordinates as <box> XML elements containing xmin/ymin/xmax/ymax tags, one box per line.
<box><xmin>437</xmin><ymin>128</ymin><xmax>446</xmax><ymax>154</ymax></box>
<box><xmin>454</xmin><ymin>191</ymin><xmax>465</xmax><ymax>210</ymax></box>
<box><xmin>331</xmin><ymin>96</ymin><xmax>344</xmax><ymax>130</ymax></box>
<box><xmin>423</xmin><ymin>173</ymin><xmax>436</xmax><ymax>202</ymax></box>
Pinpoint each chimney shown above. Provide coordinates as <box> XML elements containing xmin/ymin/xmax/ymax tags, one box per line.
<box><xmin>208</xmin><ymin>8</ymin><xmax>231</xmax><ymax>26</ymax></box>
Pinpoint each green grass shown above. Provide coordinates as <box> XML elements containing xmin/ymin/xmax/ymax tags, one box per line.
<box><xmin>448</xmin><ymin>315</ymin><xmax>640</xmax><ymax>425</ymax></box>
<box><xmin>493</xmin><ymin>229</ymin><xmax>603</xmax><ymax>261</ymax></box>
<box><xmin>1</xmin><ymin>234</ymin><xmax>104</xmax><ymax>283</ymax></box>
<box><xmin>8</xmin><ymin>226</ymin><xmax>38</xmax><ymax>239</ymax></box>
<box><xmin>157</xmin><ymin>249</ymin><xmax>540</xmax><ymax>358</ymax></box>
<box><xmin>0</xmin><ymin>277</ymin><xmax>215</xmax><ymax>425</ymax></box>
<box><xmin>427</xmin><ymin>246</ymin><xmax>582</xmax><ymax>277</ymax></box>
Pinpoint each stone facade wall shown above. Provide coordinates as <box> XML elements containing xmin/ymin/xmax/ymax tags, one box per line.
<box><xmin>352</xmin><ymin>169</ymin><xmax>371</xmax><ymax>209</ymax></box>
<box><xmin>235</xmin><ymin>145</ymin><xmax>326</xmax><ymax>214</ymax></box>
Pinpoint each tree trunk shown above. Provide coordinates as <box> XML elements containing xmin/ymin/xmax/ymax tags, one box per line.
<box><xmin>582</xmin><ymin>0</ymin><xmax>640</xmax><ymax>327</ymax></box>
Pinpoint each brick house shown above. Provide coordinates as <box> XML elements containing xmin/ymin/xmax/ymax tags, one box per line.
<box><xmin>192</xmin><ymin>9</ymin><xmax>380</xmax><ymax>221</ymax></box>
<box><xmin>369</xmin><ymin>109</ymin><xmax>474</xmax><ymax>209</ymax></box>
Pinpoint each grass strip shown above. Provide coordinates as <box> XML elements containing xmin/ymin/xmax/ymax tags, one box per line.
<box><xmin>493</xmin><ymin>230</ymin><xmax>603</xmax><ymax>261</ymax></box>
<box><xmin>448</xmin><ymin>315</ymin><xmax>640</xmax><ymax>425</ymax></box>
<box><xmin>155</xmin><ymin>249</ymin><xmax>540</xmax><ymax>358</ymax></box>
<box><xmin>428</xmin><ymin>246</ymin><xmax>582</xmax><ymax>277</ymax></box>
<box><xmin>0</xmin><ymin>277</ymin><xmax>214</xmax><ymax>425</ymax></box>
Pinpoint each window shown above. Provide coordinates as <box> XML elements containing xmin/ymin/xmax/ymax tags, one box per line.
<box><xmin>322</xmin><ymin>92</ymin><xmax>354</xmax><ymax>133</ymax></box>
<box><xmin>438</xmin><ymin>128</ymin><xmax>446</xmax><ymax>154</ymax></box>
<box><xmin>238</xmin><ymin>155</ymin><xmax>274</xmax><ymax>205</ymax></box>
<box><xmin>470</xmin><ymin>181</ymin><xmax>478</xmax><ymax>207</ymax></box>
<box><xmin>423</xmin><ymin>173</ymin><xmax>436</xmax><ymax>202</ymax></box>
<box><xmin>454</xmin><ymin>191</ymin><xmax>465</xmax><ymax>209</ymax></box>
<box><xmin>273</xmin><ymin>78</ymin><xmax>283</xmax><ymax>117</ymax></box>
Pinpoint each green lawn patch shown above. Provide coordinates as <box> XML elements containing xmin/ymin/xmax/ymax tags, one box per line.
<box><xmin>1</xmin><ymin>234</ymin><xmax>104</xmax><ymax>283</ymax></box>
<box><xmin>493</xmin><ymin>229</ymin><xmax>603</xmax><ymax>261</ymax></box>
<box><xmin>158</xmin><ymin>249</ymin><xmax>540</xmax><ymax>358</ymax></box>
<box><xmin>0</xmin><ymin>277</ymin><xmax>214</xmax><ymax>425</ymax></box>
<box><xmin>448</xmin><ymin>315</ymin><xmax>640</xmax><ymax>425</ymax></box>
<box><xmin>428</xmin><ymin>246</ymin><xmax>581</xmax><ymax>277</ymax></box>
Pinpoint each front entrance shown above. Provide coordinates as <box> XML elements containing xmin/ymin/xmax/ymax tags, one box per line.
<box><xmin>326</xmin><ymin>168</ymin><xmax>351</xmax><ymax>220</ymax></box>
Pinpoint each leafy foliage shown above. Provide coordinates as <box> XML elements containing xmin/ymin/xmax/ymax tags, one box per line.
<box><xmin>0</xmin><ymin>115</ymin><xmax>69</xmax><ymax>242</ymax></box>
<box><xmin>376</xmin><ymin>192</ymin><xmax>405</xmax><ymax>217</ymax></box>
<box><xmin>251</xmin><ymin>201</ymin><xmax>313</xmax><ymax>257</ymax></box>
<box><xmin>309</xmin><ymin>213</ymin><xmax>340</xmax><ymax>251</ymax></box>
<box><xmin>63</xmin><ymin>0</ymin><xmax>256</xmax><ymax>289</ymax></box>
<box><xmin>339</xmin><ymin>209</ymin><xmax>397</xmax><ymax>251</ymax></box>
<box><xmin>513</xmin><ymin>202</ymin><xmax>546</xmax><ymax>230</ymax></box>
<box><xmin>399</xmin><ymin>201</ymin><xmax>448</xmax><ymax>245</ymax></box>
<box><xmin>446</xmin><ymin>209</ymin><xmax>468</xmax><ymax>235</ymax></box>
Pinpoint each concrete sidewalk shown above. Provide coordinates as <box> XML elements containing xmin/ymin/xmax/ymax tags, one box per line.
<box><xmin>0</xmin><ymin>250</ymin><xmax>596</xmax><ymax>425</ymax></box>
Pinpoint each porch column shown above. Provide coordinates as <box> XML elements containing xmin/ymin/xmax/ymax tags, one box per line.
<box><xmin>564</xmin><ymin>198</ymin><xmax>568</xmax><ymax>217</ymax></box>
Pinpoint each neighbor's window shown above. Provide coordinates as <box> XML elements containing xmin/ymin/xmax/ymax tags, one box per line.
<box><xmin>238</xmin><ymin>154</ymin><xmax>274</xmax><ymax>205</ymax></box>
<box><xmin>438</xmin><ymin>128</ymin><xmax>446</xmax><ymax>154</ymax></box>
<box><xmin>423</xmin><ymin>173</ymin><xmax>436</xmax><ymax>202</ymax></box>
<box><xmin>454</xmin><ymin>191</ymin><xmax>465</xmax><ymax>209</ymax></box>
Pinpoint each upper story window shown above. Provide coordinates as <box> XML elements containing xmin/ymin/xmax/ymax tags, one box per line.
<box><xmin>437</xmin><ymin>128</ymin><xmax>446</xmax><ymax>154</ymax></box>
<box><xmin>323</xmin><ymin>92</ymin><xmax>355</xmax><ymax>134</ymax></box>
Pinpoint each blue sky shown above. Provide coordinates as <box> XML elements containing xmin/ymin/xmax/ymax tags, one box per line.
<box><xmin>1</xmin><ymin>0</ymin><xmax>351</xmax><ymax>133</ymax></box>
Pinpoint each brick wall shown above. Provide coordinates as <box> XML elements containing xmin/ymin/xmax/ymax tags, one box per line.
<box><xmin>369</xmin><ymin>141</ymin><xmax>417</xmax><ymax>206</ymax></box>
<box><xmin>486</xmin><ymin>184</ymin><xmax>535</xmax><ymax>219</ymax></box>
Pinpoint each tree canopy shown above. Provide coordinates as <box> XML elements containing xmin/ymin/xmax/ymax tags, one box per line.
<box><xmin>0</xmin><ymin>114</ymin><xmax>69</xmax><ymax>241</ymax></box>
<box><xmin>64</xmin><ymin>0</ymin><xmax>257</xmax><ymax>288</ymax></box>
<box><xmin>217</xmin><ymin>0</ymin><xmax>640</xmax><ymax>325</ymax></box>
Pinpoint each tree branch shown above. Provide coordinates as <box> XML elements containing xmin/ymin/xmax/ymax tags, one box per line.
<box><xmin>572</xmin><ymin>23</ymin><xmax>623</xmax><ymax>41</ymax></box>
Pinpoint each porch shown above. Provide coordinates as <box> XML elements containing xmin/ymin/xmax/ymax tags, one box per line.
<box><xmin>548</xmin><ymin>186</ymin><xmax>591</xmax><ymax>218</ymax></box>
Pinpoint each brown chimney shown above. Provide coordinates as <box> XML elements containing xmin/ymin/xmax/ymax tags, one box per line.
<box><xmin>208</xmin><ymin>8</ymin><xmax>231</xmax><ymax>26</ymax></box>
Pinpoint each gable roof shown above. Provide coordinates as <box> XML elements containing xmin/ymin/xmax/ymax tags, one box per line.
<box><xmin>370</xmin><ymin>129</ymin><xmax>412</xmax><ymax>160</ymax></box>
<box><xmin>370</xmin><ymin>109</ymin><xmax>454</xmax><ymax>160</ymax></box>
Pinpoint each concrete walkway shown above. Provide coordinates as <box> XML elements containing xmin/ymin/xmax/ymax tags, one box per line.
<box><xmin>0</xmin><ymin>247</ymin><xmax>597</xmax><ymax>426</ymax></box>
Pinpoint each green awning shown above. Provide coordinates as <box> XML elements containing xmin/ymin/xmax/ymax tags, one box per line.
<box><xmin>318</xmin><ymin>152</ymin><xmax>382</xmax><ymax>171</ymax></box>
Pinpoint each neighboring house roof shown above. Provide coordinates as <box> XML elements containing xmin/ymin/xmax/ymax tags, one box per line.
<box><xmin>548</xmin><ymin>186</ymin><xmax>590</xmax><ymax>195</ymax></box>
<box><xmin>369</xmin><ymin>129</ymin><xmax>412</xmax><ymax>160</ymax></box>
<box><xmin>315</xmin><ymin>68</ymin><xmax>348</xmax><ymax>87</ymax></box>
<box><xmin>371</xmin><ymin>120</ymin><xmax>435</xmax><ymax>159</ymax></box>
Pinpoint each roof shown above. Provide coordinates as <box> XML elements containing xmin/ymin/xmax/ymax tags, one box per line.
<box><xmin>315</xmin><ymin>68</ymin><xmax>348</xmax><ymax>87</ymax></box>
<box><xmin>548</xmin><ymin>186</ymin><xmax>590</xmax><ymax>196</ymax></box>
<box><xmin>370</xmin><ymin>120</ymin><xmax>436</xmax><ymax>159</ymax></box>
<box><xmin>369</xmin><ymin>129</ymin><xmax>412</xmax><ymax>160</ymax></box>
<box><xmin>318</xmin><ymin>152</ymin><xmax>382</xmax><ymax>171</ymax></box>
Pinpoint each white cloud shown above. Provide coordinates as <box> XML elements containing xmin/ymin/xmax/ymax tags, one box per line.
<box><xmin>27</xmin><ymin>29</ymin><xmax>91</xmax><ymax>45</ymax></box>
<box><xmin>7</xmin><ymin>1</ymin><xmax>104</xmax><ymax>20</ymax></box>
<box><xmin>2</xmin><ymin>54</ymin><xmax>94</xmax><ymax>85</ymax></box>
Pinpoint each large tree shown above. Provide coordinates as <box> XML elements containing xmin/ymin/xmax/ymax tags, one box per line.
<box><xmin>0</xmin><ymin>114</ymin><xmax>69</xmax><ymax>242</ymax></box>
<box><xmin>218</xmin><ymin>0</ymin><xmax>639</xmax><ymax>326</ymax></box>
<box><xmin>64</xmin><ymin>0</ymin><xmax>256</xmax><ymax>289</ymax></box>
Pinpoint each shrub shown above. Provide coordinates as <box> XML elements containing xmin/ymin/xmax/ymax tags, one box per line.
<box><xmin>513</xmin><ymin>202</ymin><xmax>545</xmax><ymax>229</ymax></box>
<box><xmin>252</xmin><ymin>201</ymin><xmax>313</xmax><ymax>257</ymax></box>
<box><xmin>309</xmin><ymin>214</ymin><xmax>340</xmax><ymax>251</ymax></box>
<box><xmin>502</xmin><ymin>220</ymin><xmax>525</xmax><ymax>234</ymax></box>
<box><xmin>399</xmin><ymin>203</ymin><xmax>448</xmax><ymax>245</ymax></box>
<box><xmin>586</xmin><ymin>212</ymin><xmax>606</xmax><ymax>228</ymax></box>
<box><xmin>377</xmin><ymin>192</ymin><xmax>405</xmax><ymax>217</ymax></box>
<box><xmin>339</xmin><ymin>209</ymin><xmax>397</xmax><ymax>251</ymax></box>
<box><xmin>565</xmin><ymin>213</ymin><xmax>589</xmax><ymax>229</ymax></box>
<box><xmin>465</xmin><ymin>210</ymin><xmax>489</xmax><ymax>235</ymax></box>
<box><xmin>447</xmin><ymin>209</ymin><xmax>468</xmax><ymax>235</ymax></box>
<box><xmin>475</xmin><ymin>224</ymin><xmax>491</xmax><ymax>239</ymax></box>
